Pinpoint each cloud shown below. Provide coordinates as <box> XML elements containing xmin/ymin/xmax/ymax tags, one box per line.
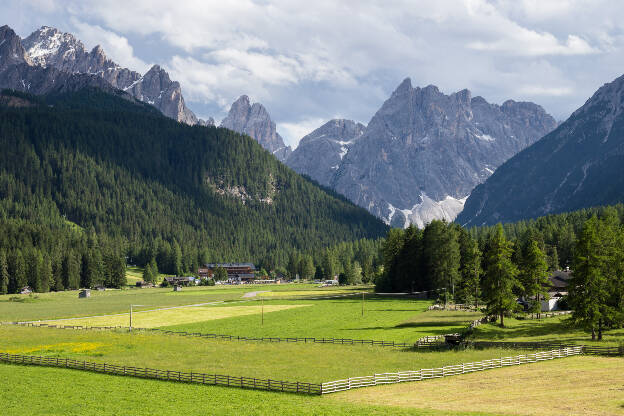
<box><xmin>70</xmin><ymin>19</ymin><xmax>151</xmax><ymax>73</ymax></box>
<box><xmin>11</xmin><ymin>0</ymin><xmax>624</xmax><ymax>146</ymax></box>
<box><xmin>278</xmin><ymin>118</ymin><xmax>327</xmax><ymax>148</ymax></box>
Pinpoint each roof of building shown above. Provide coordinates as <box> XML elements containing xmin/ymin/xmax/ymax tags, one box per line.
<box><xmin>549</xmin><ymin>270</ymin><xmax>572</xmax><ymax>289</ymax></box>
<box><xmin>204</xmin><ymin>263</ymin><xmax>256</xmax><ymax>270</ymax></box>
<box><xmin>164</xmin><ymin>276</ymin><xmax>196</xmax><ymax>281</ymax></box>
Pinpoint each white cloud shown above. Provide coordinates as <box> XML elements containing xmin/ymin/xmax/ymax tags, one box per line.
<box><xmin>278</xmin><ymin>118</ymin><xmax>327</xmax><ymax>148</ymax></box>
<box><xmin>10</xmin><ymin>0</ymin><xmax>624</xmax><ymax>145</ymax></box>
<box><xmin>517</xmin><ymin>85</ymin><xmax>573</xmax><ymax>96</ymax></box>
<box><xmin>70</xmin><ymin>19</ymin><xmax>151</xmax><ymax>73</ymax></box>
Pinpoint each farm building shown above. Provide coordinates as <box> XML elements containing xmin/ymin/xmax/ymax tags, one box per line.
<box><xmin>541</xmin><ymin>269</ymin><xmax>573</xmax><ymax>311</ymax></box>
<box><xmin>164</xmin><ymin>276</ymin><xmax>196</xmax><ymax>286</ymax></box>
<box><xmin>199</xmin><ymin>263</ymin><xmax>256</xmax><ymax>283</ymax></box>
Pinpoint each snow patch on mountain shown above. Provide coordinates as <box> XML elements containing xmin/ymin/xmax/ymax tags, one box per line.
<box><xmin>385</xmin><ymin>194</ymin><xmax>468</xmax><ymax>228</ymax></box>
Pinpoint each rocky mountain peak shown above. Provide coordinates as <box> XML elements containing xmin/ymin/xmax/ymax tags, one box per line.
<box><xmin>15</xmin><ymin>25</ymin><xmax>204</xmax><ymax>125</ymax></box>
<box><xmin>287</xmin><ymin>77</ymin><xmax>558</xmax><ymax>227</ymax></box>
<box><xmin>0</xmin><ymin>25</ymin><xmax>32</xmax><ymax>70</ymax></box>
<box><xmin>286</xmin><ymin>119</ymin><xmax>366</xmax><ymax>187</ymax></box>
<box><xmin>221</xmin><ymin>95</ymin><xmax>292</xmax><ymax>161</ymax></box>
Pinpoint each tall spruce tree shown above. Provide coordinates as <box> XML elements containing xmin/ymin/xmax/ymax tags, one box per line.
<box><xmin>482</xmin><ymin>224</ymin><xmax>519</xmax><ymax>327</ymax></box>
<box><xmin>569</xmin><ymin>216</ymin><xmax>609</xmax><ymax>340</ymax></box>
<box><xmin>520</xmin><ymin>240</ymin><xmax>550</xmax><ymax>318</ymax></box>
<box><xmin>458</xmin><ymin>231</ymin><xmax>482</xmax><ymax>308</ymax></box>
<box><xmin>0</xmin><ymin>250</ymin><xmax>8</xmax><ymax>294</ymax></box>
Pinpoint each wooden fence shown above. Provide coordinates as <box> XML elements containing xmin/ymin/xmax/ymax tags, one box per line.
<box><xmin>468</xmin><ymin>341</ymin><xmax>623</xmax><ymax>356</ymax></box>
<box><xmin>320</xmin><ymin>346</ymin><xmax>583</xmax><ymax>394</ymax></box>
<box><xmin>7</xmin><ymin>322</ymin><xmax>447</xmax><ymax>349</ymax></box>
<box><xmin>0</xmin><ymin>352</ymin><xmax>322</xmax><ymax>395</ymax></box>
<box><xmin>428</xmin><ymin>303</ymin><xmax>477</xmax><ymax>311</ymax></box>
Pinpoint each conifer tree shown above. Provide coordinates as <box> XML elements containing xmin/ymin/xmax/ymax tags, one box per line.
<box><xmin>142</xmin><ymin>262</ymin><xmax>154</xmax><ymax>283</ymax></box>
<box><xmin>40</xmin><ymin>255</ymin><xmax>52</xmax><ymax>293</ymax></box>
<box><xmin>569</xmin><ymin>216</ymin><xmax>609</xmax><ymax>340</ymax></box>
<box><xmin>0</xmin><ymin>250</ymin><xmax>8</xmax><ymax>295</ymax></box>
<box><xmin>458</xmin><ymin>233</ymin><xmax>482</xmax><ymax>308</ymax></box>
<box><xmin>482</xmin><ymin>224</ymin><xmax>519</xmax><ymax>327</ymax></box>
<box><xmin>520</xmin><ymin>240</ymin><xmax>550</xmax><ymax>318</ymax></box>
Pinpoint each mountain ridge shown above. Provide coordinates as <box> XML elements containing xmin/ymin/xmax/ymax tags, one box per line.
<box><xmin>287</xmin><ymin>77</ymin><xmax>557</xmax><ymax>227</ymax></box>
<box><xmin>457</xmin><ymin>72</ymin><xmax>624</xmax><ymax>226</ymax></box>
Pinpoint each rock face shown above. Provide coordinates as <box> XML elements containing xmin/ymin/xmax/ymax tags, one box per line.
<box><xmin>458</xmin><ymin>73</ymin><xmax>624</xmax><ymax>226</ymax></box>
<box><xmin>2</xmin><ymin>25</ymin><xmax>200</xmax><ymax>124</ymax></box>
<box><xmin>123</xmin><ymin>64</ymin><xmax>197</xmax><ymax>125</ymax></box>
<box><xmin>290</xmin><ymin>78</ymin><xmax>557</xmax><ymax>227</ymax></box>
<box><xmin>0</xmin><ymin>25</ymin><xmax>118</xmax><ymax>95</ymax></box>
<box><xmin>286</xmin><ymin>119</ymin><xmax>365</xmax><ymax>187</ymax></box>
<box><xmin>221</xmin><ymin>95</ymin><xmax>292</xmax><ymax>161</ymax></box>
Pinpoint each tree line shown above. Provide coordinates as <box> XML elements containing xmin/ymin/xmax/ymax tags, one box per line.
<box><xmin>376</xmin><ymin>206</ymin><xmax>624</xmax><ymax>337</ymax></box>
<box><xmin>0</xmin><ymin>220</ymin><xmax>126</xmax><ymax>294</ymax></box>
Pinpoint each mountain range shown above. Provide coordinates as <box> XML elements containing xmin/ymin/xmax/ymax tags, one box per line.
<box><xmin>286</xmin><ymin>78</ymin><xmax>557</xmax><ymax>227</ymax></box>
<box><xmin>457</xmin><ymin>72</ymin><xmax>624</xmax><ymax>226</ymax></box>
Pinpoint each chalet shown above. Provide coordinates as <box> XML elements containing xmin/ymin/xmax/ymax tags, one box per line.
<box><xmin>164</xmin><ymin>276</ymin><xmax>196</xmax><ymax>286</ymax></box>
<box><xmin>541</xmin><ymin>269</ymin><xmax>572</xmax><ymax>311</ymax></box>
<box><xmin>199</xmin><ymin>263</ymin><xmax>256</xmax><ymax>283</ymax></box>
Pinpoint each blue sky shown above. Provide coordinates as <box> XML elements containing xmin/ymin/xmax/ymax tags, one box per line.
<box><xmin>6</xmin><ymin>0</ymin><xmax>624</xmax><ymax>148</ymax></box>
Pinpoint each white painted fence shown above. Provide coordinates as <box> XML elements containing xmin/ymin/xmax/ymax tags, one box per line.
<box><xmin>320</xmin><ymin>346</ymin><xmax>582</xmax><ymax>394</ymax></box>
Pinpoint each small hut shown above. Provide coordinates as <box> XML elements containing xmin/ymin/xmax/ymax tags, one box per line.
<box><xmin>173</xmin><ymin>285</ymin><xmax>182</xmax><ymax>292</ymax></box>
<box><xmin>79</xmin><ymin>289</ymin><xmax>91</xmax><ymax>298</ymax></box>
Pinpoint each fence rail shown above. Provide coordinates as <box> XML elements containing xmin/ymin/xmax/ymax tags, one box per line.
<box><xmin>428</xmin><ymin>303</ymin><xmax>478</xmax><ymax>311</ymax></box>
<box><xmin>5</xmin><ymin>322</ymin><xmax>446</xmax><ymax>349</ymax></box>
<box><xmin>0</xmin><ymin>352</ymin><xmax>321</xmax><ymax>395</ymax></box>
<box><xmin>320</xmin><ymin>346</ymin><xmax>583</xmax><ymax>394</ymax></box>
<box><xmin>467</xmin><ymin>341</ymin><xmax>623</xmax><ymax>356</ymax></box>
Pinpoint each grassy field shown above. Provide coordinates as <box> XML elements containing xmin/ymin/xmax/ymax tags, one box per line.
<box><xmin>0</xmin><ymin>364</ymin><xmax>491</xmax><ymax>416</ymax></box>
<box><xmin>0</xmin><ymin>284</ymin><xmax>358</xmax><ymax>322</ymax></box>
<box><xmin>336</xmin><ymin>355</ymin><xmax>624</xmax><ymax>416</ymax></box>
<box><xmin>471</xmin><ymin>315</ymin><xmax>624</xmax><ymax>346</ymax></box>
<box><xmin>42</xmin><ymin>304</ymin><xmax>310</xmax><ymax>328</ymax></box>
<box><xmin>166</xmin><ymin>298</ymin><xmax>482</xmax><ymax>341</ymax></box>
<box><xmin>1</xmin><ymin>285</ymin><xmax>616</xmax><ymax>416</ymax></box>
<box><xmin>0</xmin><ymin>325</ymin><xmax>531</xmax><ymax>383</ymax></box>
<box><xmin>0</xmin><ymin>285</ymin><xmax>486</xmax><ymax>343</ymax></box>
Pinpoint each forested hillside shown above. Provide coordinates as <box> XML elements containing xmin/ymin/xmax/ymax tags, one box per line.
<box><xmin>0</xmin><ymin>89</ymin><xmax>387</xmax><ymax>293</ymax></box>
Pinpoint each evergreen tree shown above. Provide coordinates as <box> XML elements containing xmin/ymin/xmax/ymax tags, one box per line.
<box><xmin>482</xmin><ymin>224</ymin><xmax>519</xmax><ymax>327</ymax></box>
<box><xmin>40</xmin><ymin>255</ymin><xmax>52</xmax><ymax>293</ymax></box>
<box><xmin>149</xmin><ymin>258</ymin><xmax>159</xmax><ymax>283</ymax></box>
<box><xmin>142</xmin><ymin>262</ymin><xmax>154</xmax><ymax>283</ymax></box>
<box><xmin>10</xmin><ymin>250</ymin><xmax>27</xmax><ymax>293</ymax></box>
<box><xmin>569</xmin><ymin>217</ymin><xmax>610</xmax><ymax>340</ymax></box>
<box><xmin>321</xmin><ymin>250</ymin><xmax>337</xmax><ymax>280</ymax></box>
<box><xmin>172</xmin><ymin>240</ymin><xmax>183</xmax><ymax>276</ymax></box>
<box><xmin>458</xmin><ymin>232</ymin><xmax>482</xmax><ymax>308</ymax></box>
<box><xmin>0</xmin><ymin>250</ymin><xmax>8</xmax><ymax>294</ymax></box>
<box><xmin>299</xmin><ymin>255</ymin><xmax>315</xmax><ymax>280</ymax></box>
<box><xmin>423</xmin><ymin>221</ymin><xmax>460</xmax><ymax>298</ymax></box>
<box><xmin>213</xmin><ymin>266</ymin><xmax>228</xmax><ymax>281</ymax></box>
<box><xmin>520</xmin><ymin>240</ymin><xmax>550</xmax><ymax>318</ymax></box>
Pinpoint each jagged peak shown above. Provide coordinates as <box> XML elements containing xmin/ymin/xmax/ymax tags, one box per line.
<box><xmin>392</xmin><ymin>77</ymin><xmax>413</xmax><ymax>96</ymax></box>
<box><xmin>453</xmin><ymin>88</ymin><xmax>472</xmax><ymax>104</ymax></box>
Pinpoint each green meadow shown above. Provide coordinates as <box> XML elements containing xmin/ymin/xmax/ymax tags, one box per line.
<box><xmin>471</xmin><ymin>315</ymin><xmax>624</xmax><ymax>347</ymax></box>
